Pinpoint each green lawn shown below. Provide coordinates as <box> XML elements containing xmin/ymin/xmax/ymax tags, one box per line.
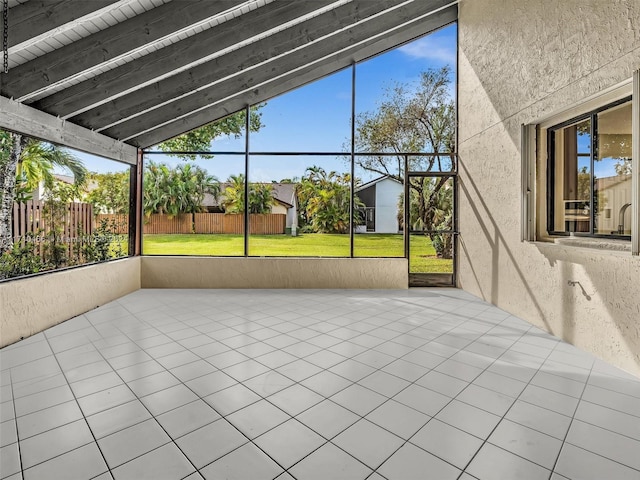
<box><xmin>143</xmin><ymin>233</ymin><xmax>452</xmax><ymax>273</ymax></box>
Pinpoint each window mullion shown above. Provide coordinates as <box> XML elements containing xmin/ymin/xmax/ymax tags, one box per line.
<box><xmin>590</xmin><ymin>113</ymin><xmax>597</xmax><ymax>235</ymax></box>
<box><xmin>632</xmin><ymin>69</ymin><xmax>639</xmax><ymax>255</ymax></box>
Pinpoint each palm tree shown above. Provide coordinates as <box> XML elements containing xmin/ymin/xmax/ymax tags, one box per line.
<box><xmin>221</xmin><ymin>174</ymin><xmax>274</xmax><ymax>214</ymax></box>
<box><xmin>296</xmin><ymin>166</ymin><xmax>364</xmax><ymax>234</ymax></box>
<box><xmin>19</xmin><ymin>140</ymin><xmax>87</xmax><ymax>191</ymax></box>
<box><xmin>143</xmin><ymin>161</ymin><xmax>220</xmax><ymax>218</ymax></box>
<box><xmin>221</xmin><ymin>174</ymin><xmax>246</xmax><ymax>214</ymax></box>
<box><xmin>1</xmin><ymin>130</ymin><xmax>87</xmax><ymax>253</ymax></box>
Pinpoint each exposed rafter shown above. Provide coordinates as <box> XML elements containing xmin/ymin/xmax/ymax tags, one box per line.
<box><xmin>132</xmin><ymin>4</ymin><xmax>457</xmax><ymax>148</ymax></box>
<box><xmin>1</xmin><ymin>0</ymin><xmax>248</xmax><ymax>101</ymax></box>
<box><xmin>72</xmin><ymin>0</ymin><xmax>404</xmax><ymax>132</ymax></box>
<box><xmin>6</xmin><ymin>0</ymin><xmax>114</xmax><ymax>49</ymax></box>
<box><xmin>0</xmin><ymin>95</ymin><xmax>137</xmax><ymax>163</ymax></box>
<box><xmin>32</xmin><ymin>0</ymin><xmax>337</xmax><ymax>118</ymax></box>
<box><xmin>0</xmin><ymin>0</ymin><xmax>458</xmax><ymax>149</ymax></box>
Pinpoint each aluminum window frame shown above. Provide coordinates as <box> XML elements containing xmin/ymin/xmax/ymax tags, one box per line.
<box><xmin>546</xmin><ymin>96</ymin><xmax>633</xmax><ymax>240</ymax></box>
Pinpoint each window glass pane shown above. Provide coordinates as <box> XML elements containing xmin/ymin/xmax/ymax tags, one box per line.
<box><xmin>408</xmin><ymin>154</ymin><xmax>455</xmax><ymax>173</ymax></box>
<box><xmin>407</xmin><ymin>175</ymin><xmax>454</xmax><ymax>273</ymax></box>
<box><xmin>247</xmin><ymin>155</ymin><xmax>350</xmax><ymax>257</ymax></box>
<box><xmin>410</xmin><ymin>234</ymin><xmax>453</xmax><ymax>274</ymax></box>
<box><xmin>142</xmin><ymin>155</ymin><xmax>244</xmax><ymax>256</ymax></box>
<box><xmin>595</xmin><ymin>101</ymin><xmax>632</xmax><ymax>236</ymax></box>
<box><xmin>552</xmin><ymin>118</ymin><xmax>591</xmax><ymax>233</ymax></box>
<box><xmin>1</xmin><ymin>129</ymin><xmax>130</xmax><ymax>280</ymax></box>
<box><xmin>355</xmin><ymin>25</ymin><xmax>456</xmax><ymax>154</ymax></box>
<box><xmin>353</xmin><ymin>162</ymin><xmax>404</xmax><ymax>258</ymax></box>
<box><xmin>149</xmin><ymin>111</ymin><xmax>252</xmax><ymax>153</ymax></box>
<box><xmin>249</xmin><ymin>69</ymin><xmax>352</xmax><ymax>153</ymax></box>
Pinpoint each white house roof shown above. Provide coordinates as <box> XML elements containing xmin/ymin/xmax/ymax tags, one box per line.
<box><xmin>356</xmin><ymin>175</ymin><xmax>403</xmax><ymax>192</ymax></box>
<box><xmin>1</xmin><ymin>0</ymin><xmax>458</xmax><ymax>149</ymax></box>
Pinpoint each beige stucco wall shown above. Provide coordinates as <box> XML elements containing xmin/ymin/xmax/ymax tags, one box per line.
<box><xmin>141</xmin><ymin>257</ymin><xmax>408</xmax><ymax>289</ymax></box>
<box><xmin>457</xmin><ymin>0</ymin><xmax>640</xmax><ymax>375</ymax></box>
<box><xmin>1</xmin><ymin>256</ymin><xmax>406</xmax><ymax>346</ymax></box>
<box><xmin>0</xmin><ymin>257</ymin><xmax>141</xmax><ymax>347</ymax></box>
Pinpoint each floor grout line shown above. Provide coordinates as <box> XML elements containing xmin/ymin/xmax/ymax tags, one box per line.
<box><xmin>3</xmin><ymin>289</ymin><xmax>640</xmax><ymax>480</ymax></box>
<box><xmin>547</xmin><ymin>359</ymin><xmax>595</xmax><ymax>479</ymax></box>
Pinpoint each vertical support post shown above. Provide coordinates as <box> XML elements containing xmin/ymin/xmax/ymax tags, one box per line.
<box><xmin>632</xmin><ymin>69</ymin><xmax>639</xmax><ymax>255</ymax></box>
<box><xmin>453</xmin><ymin>21</ymin><xmax>460</xmax><ymax>287</ymax></box>
<box><xmin>244</xmin><ymin>104</ymin><xmax>250</xmax><ymax>257</ymax></box>
<box><xmin>590</xmin><ymin>115</ymin><xmax>597</xmax><ymax>235</ymax></box>
<box><xmin>404</xmin><ymin>155</ymin><xmax>410</xmax><ymax>271</ymax></box>
<box><xmin>350</xmin><ymin>63</ymin><xmax>356</xmax><ymax>258</ymax></box>
<box><xmin>452</xmin><ymin>156</ymin><xmax>459</xmax><ymax>287</ymax></box>
<box><xmin>128</xmin><ymin>149</ymin><xmax>143</xmax><ymax>256</ymax></box>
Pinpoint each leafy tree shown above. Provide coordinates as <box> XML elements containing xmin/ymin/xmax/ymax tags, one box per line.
<box><xmin>1</xmin><ymin>129</ymin><xmax>87</xmax><ymax>254</ymax></box>
<box><xmin>614</xmin><ymin>158</ymin><xmax>632</xmax><ymax>176</ymax></box>
<box><xmin>296</xmin><ymin>166</ymin><xmax>363</xmax><ymax>234</ymax></box>
<box><xmin>222</xmin><ymin>174</ymin><xmax>275</xmax><ymax>214</ymax></box>
<box><xmin>354</xmin><ymin>66</ymin><xmax>455</xmax><ymax>175</ymax></box>
<box><xmin>18</xmin><ymin>141</ymin><xmax>86</xmax><ymax>191</ymax></box>
<box><xmin>353</xmin><ymin>66</ymin><xmax>455</xmax><ymax>257</ymax></box>
<box><xmin>143</xmin><ymin>162</ymin><xmax>220</xmax><ymax>217</ymax></box>
<box><xmin>156</xmin><ymin>108</ymin><xmax>263</xmax><ymax>159</ymax></box>
<box><xmin>399</xmin><ymin>178</ymin><xmax>453</xmax><ymax>258</ymax></box>
<box><xmin>86</xmin><ymin>171</ymin><xmax>130</xmax><ymax>214</ymax></box>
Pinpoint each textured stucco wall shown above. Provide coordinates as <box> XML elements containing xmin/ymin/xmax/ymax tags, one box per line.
<box><xmin>0</xmin><ymin>257</ymin><xmax>141</xmax><ymax>347</ymax></box>
<box><xmin>458</xmin><ymin>0</ymin><xmax>640</xmax><ymax>375</ymax></box>
<box><xmin>141</xmin><ymin>257</ymin><xmax>408</xmax><ymax>289</ymax></box>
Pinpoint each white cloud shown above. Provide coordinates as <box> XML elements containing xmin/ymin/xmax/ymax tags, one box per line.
<box><xmin>399</xmin><ymin>37</ymin><xmax>456</xmax><ymax>65</ymax></box>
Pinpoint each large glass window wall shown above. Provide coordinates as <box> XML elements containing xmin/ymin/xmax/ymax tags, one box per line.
<box><xmin>142</xmin><ymin>24</ymin><xmax>458</xmax><ymax>272</ymax></box>
<box><xmin>0</xmin><ymin>129</ymin><xmax>131</xmax><ymax>280</ymax></box>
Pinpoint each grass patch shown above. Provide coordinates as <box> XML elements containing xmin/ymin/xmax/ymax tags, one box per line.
<box><xmin>143</xmin><ymin>233</ymin><xmax>452</xmax><ymax>273</ymax></box>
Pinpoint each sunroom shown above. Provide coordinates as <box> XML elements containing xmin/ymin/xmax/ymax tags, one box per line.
<box><xmin>1</xmin><ymin>1</ymin><xmax>639</xmax><ymax>479</ymax></box>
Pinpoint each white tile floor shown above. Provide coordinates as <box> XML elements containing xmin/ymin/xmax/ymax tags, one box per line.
<box><xmin>1</xmin><ymin>288</ymin><xmax>640</xmax><ymax>480</ymax></box>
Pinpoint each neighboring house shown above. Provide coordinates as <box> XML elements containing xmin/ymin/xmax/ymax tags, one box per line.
<box><xmin>202</xmin><ymin>182</ymin><xmax>298</xmax><ymax>230</ymax></box>
<box><xmin>270</xmin><ymin>183</ymin><xmax>298</xmax><ymax>231</ymax></box>
<box><xmin>595</xmin><ymin>174</ymin><xmax>632</xmax><ymax>235</ymax></box>
<box><xmin>355</xmin><ymin>175</ymin><xmax>403</xmax><ymax>234</ymax></box>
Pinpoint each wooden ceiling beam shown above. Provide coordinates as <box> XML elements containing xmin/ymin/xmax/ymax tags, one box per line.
<box><xmin>32</xmin><ymin>0</ymin><xmax>335</xmax><ymax>118</ymax></box>
<box><xmin>72</xmin><ymin>0</ymin><xmax>428</xmax><ymax>133</ymax></box>
<box><xmin>0</xmin><ymin>95</ymin><xmax>137</xmax><ymax>163</ymax></box>
<box><xmin>130</xmin><ymin>4</ymin><xmax>458</xmax><ymax>148</ymax></box>
<box><xmin>7</xmin><ymin>0</ymin><xmax>114</xmax><ymax>49</ymax></box>
<box><xmin>1</xmin><ymin>0</ymin><xmax>247</xmax><ymax>101</ymax></box>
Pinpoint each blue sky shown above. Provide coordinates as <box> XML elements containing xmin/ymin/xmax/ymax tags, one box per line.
<box><xmin>576</xmin><ymin>123</ymin><xmax>622</xmax><ymax>179</ymax></box>
<box><xmin>71</xmin><ymin>23</ymin><xmax>458</xmax><ymax>182</ymax></box>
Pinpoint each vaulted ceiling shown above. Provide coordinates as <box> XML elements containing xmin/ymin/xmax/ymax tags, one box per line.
<box><xmin>1</xmin><ymin>0</ymin><xmax>457</xmax><ymax>149</ymax></box>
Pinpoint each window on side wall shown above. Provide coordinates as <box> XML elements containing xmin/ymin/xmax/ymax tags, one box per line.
<box><xmin>547</xmin><ymin>98</ymin><xmax>632</xmax><ymax>238</ymax></box>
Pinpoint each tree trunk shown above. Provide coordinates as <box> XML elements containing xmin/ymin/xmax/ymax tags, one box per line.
<box><xmin>0</xmin><ymin>133</ymin><xmax>26</xmax><ymax>254</ymax></box>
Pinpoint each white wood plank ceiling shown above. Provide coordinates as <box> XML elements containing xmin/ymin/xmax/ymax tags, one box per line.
<box><xmin>0</xmin><ymin>0</ymin><xmax>457</xmax><ymax>149</ymax></box>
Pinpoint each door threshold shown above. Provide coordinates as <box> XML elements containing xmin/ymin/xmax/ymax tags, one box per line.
<box><xmin>409</xmin><ymin>273</ymin><xmax>454</xmax><ymax>287</ymax></box>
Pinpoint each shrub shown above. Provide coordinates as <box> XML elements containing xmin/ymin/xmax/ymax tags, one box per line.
<box><xmin>0</xmin><ymin>239</ymin><xmax>47</xmax><ymax>279</ymax></box>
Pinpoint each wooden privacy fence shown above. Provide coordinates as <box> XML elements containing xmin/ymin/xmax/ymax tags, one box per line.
<box><xmin>143</xmin><ymin>214</ymin><xmax>192</xmax><ymax>234</ymax></box>
<box><xmin>247</xmin><ymin>214</ymin><xmax>286</xmax><ymax>235</ymax></box>
<box><xmin>194</xmin><ymin>213</ymin><xmax>286</xmax><ymax>234</ymax></box>
<box><xmin>12</xmin><ymin>200</ymin><xmax>93</xmax><ymax>257</ymax></box>
<box><xmin>96</xmin><ymin>213</ymin><xmax>286</xmax><ymax>235</ymax></box>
